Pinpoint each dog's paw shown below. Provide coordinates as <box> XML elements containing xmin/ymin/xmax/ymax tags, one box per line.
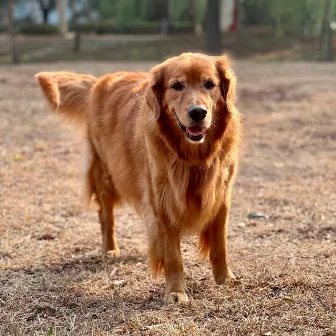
<box><xmin>214</xmin><ymin>267</ymin><xmax>236</xmax><ymax>285</ymax></box>
<box><xmin>165</xmin><ymin>292</ymin><xmax>189</xmax><ymax>304</ymax></box>
<box><xmin>103</xmin><ymin>248</ymin><xmax>120</xmax><ymax>258</ymax></box>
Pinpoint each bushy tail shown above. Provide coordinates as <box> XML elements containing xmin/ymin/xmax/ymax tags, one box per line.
<box><xmin>35</xmin><ymin>71</ymin><xmax>97</xmax><ymax>125</ymax></box>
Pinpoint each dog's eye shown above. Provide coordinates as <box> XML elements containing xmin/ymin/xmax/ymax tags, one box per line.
<box><xmin>204</xmin><ymin>81</ymin><xmax>215</xmax><ymax>90</ymax></box>
<box><xmin>171</xmin><ymin>82</ymin><xmax>184</xmax><ymax>91</ymax></box>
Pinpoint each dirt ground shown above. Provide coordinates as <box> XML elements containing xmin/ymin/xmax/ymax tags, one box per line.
<box><xmin>0</xmin><ymin>61</ymin><xmax>335</xmax><ymax>336</ymax></box>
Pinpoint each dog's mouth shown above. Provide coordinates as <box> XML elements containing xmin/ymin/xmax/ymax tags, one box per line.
<box><xmin>176</xmin><ymin>117</ymin><xmax>206</xmax><ymax>142</ymax></box>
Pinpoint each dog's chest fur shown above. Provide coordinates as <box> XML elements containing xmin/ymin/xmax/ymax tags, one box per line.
<box><xmin>150</xmin><ymin>154</ymin><xmax>232</xmax><ymax>233</ymax></box>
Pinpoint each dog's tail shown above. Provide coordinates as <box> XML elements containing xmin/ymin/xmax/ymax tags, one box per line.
<box><xmin>35</xmin><ymin>71</ymin><xmax>97</xmax><ymax>126</ymax></box>
<box><xmin>36</xmin><ymin>72</ymin><xmax>97</xmax><ymax>207</ymax></box>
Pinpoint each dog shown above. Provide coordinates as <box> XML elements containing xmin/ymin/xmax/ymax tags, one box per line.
<box><xmin>36</xmin><ymin>52</ymin><xmax>242</xmax><ymax>303</ymax></box>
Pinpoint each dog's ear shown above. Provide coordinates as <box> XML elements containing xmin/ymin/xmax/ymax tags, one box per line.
<box><xmin>216</xmin><ymin>55</ymin><xmax>236</xmax><ymax>109</ymax></box>
<box><xmin>146</xmin><ymin>64</ymin><xmax>164</xmax><ymax>122</ymax></box>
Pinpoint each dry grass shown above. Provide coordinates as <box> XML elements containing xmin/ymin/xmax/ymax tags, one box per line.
<box><xmin>0</xmin><ymin>61</ymin><xmax>335</xmax><ymax>336</ymax></box>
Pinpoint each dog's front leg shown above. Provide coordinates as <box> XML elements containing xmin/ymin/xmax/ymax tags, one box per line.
<box><xmin>162</xmin><ymin>226</ymin><xmax>187</xmax><ymax>304</ymax></box>
<box><xmin>148</xmin><ymin>215</ymin><xmax>188</xmax><ymax>304</ymax></box>
<box><xmin>201</xmin><ymin>204</ymin><xmax>236</xmax><ymax>284</ymax></box>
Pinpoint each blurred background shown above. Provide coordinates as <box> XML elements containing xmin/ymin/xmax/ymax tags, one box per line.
<box><xmin>0</xmin><ymin>0</ymin><xmax>335</xmax><ymax>64</ymax></box>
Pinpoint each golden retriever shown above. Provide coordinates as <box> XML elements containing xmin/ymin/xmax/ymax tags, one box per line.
<box><xmin>36</xmin><ymin>53</ymin><xmax>242</xmax><ymax>303</ymax></box>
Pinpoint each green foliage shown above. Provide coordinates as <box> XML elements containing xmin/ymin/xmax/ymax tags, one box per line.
<box><xmin>114</xmin><ymin>0</ymin><xmax>138</xmax><ymax>26</ymax></box>
<box><xmin>241</xmin><ymin>0</ymin><xmax>336</xmax><ymax>38</ymax></box>
<box><xmin>96</xmin><ymin>20</ymin><xmax>160</xmax><ymax>34</ymax></box>
<box><xmin>136</xmin><ymin>0</ymin><xmax>152</xmax><ymax>20</ymax></box>
<box><xmin>97</xmin><ymin>0</ymin><xmax>204</xmax><ymax>24</ymax></box>
<box><xmin>169</xmin><ymin>0</ymin><xmax>206</xmax><ymax>24</ymax></box>
<box><xmin>241</xmin><ymin>0</ymin><xmax>274</xmax><ymax>26</ymax></box>
<box><xmin>99</xmin><ymin>0</ymin><xmax>145</xmax><ymax>24</ymax></box>
<box><xmin>18</xmin><ymin>23</ymin><xmax>58</xmax><ymax>35</ymax></box>
<box><xmin>169</xmin><ymin>0</ymin><xmax>188</xmax><ymax>22</ymax></box>
<box><xmin>11</xmin><ymin>0</ymin><xmax>335</xmax><ymax>42</ymax></box>
<box><xmin>169</xmin><ymin>21</ymin><xmax>194</xmax><ymax>33</ymax></box>
<box><xmin>99</xmin><ymin>0</ymin><xmax>117</xmax><ymax>20</ymax></box>
<box><xmin>194</xmin><ymin>0</ymin><xmax>207</xmax><ymax>24</ymax></box>
<box><xmin>69</xmin><ymin>21</ymin><xmax>98</xmax><ymax>33</ymax></box>
<box><xmin>146</xmin><ymin>0</ymin><xmax>169</xmax><ymax>21</ymax></box>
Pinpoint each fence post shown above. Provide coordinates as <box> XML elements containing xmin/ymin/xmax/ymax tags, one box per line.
<box><xmin>74</xmin><ymin>30</ymin><xmax>81</xmax><ymax>53</ymax></box>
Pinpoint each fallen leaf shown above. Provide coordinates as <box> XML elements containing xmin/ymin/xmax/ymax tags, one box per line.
<box><xmin>14</xmin><ymin>153</ymin><xmax>24</xmax><ymax>161</ymax></box>
<box><xmin>263</xmin><ymin>332</ymin><xmax>272</xmax><ymax>336</ymax></box>
<box><xmin>283</xmin><ymin>296</ymin><xmax>294</xmax><ymax>303</ymax></box>
<box><xmin>35</xmin><ymin>141</ymin><xmax>47</xmax><ymax>151</ymax></box>
<box><xmin>247</xmin><ymin>212</ymin><xmax>270</xmax><ymax>219</ymax></box>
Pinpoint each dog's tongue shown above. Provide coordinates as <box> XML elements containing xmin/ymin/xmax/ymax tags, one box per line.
<box><xmin>186</xmin><ymin>126</ymin><xmax>205</xmax><ymax>136</ymax></box>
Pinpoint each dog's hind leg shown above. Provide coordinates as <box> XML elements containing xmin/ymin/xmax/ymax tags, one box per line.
<box><xmin>88</xmin><ymin>149</ymin><xmax>119</xmax><ymax>255</ymax></box>
<box><xmin>83</xmin><ymin>140</ymin><xmax>119</xmax><ymax>255</ymax></box>
<box><xmin>97</xmin><ymin>192</ymin><xmax>119</xmax><ymax>255</ymax></box>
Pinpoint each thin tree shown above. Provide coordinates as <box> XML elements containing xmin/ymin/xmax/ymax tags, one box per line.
<box><xmin>37</xmin><ymin>0</ymin><xmax>56</xmax><ymax>24</ymax></box>
<box><xmin>205</xmin><ymin>0</ymin><xmax>222</xmax><ymax>54</ymax></box>
<box><xmin>230</xmin><ymin>0</ymin><xmax>239</xmax><ymax>31</ymax></box>
<box><xmin>188</xmin><ymin>0</ymin><xmax>196</xmax><ymax>33</ymax></box>
<box><xmin>57</xmin><ymin>0</ymin><xmax>68</xmax><ymax>36</ymax></box>
<box><xmin>160</xmin><ymin>0</ymin><xmax>170</xmax><ymax>35</ymax></box>
<box><xmin>69</xmin><ymin>0</ymin><xmax>84</xmax><ymax>52</ymax></box>
<box><xmin>8</xmin><ymin>0</ymin><xmax>19</xmax><ymax>64</ymax></box>
<box><xmin>320</xmin><ymin>0</ymin><xmax>333</xmax><ymax>60</ymax></box>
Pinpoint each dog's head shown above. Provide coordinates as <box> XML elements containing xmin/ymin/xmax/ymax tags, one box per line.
<box><xmin>146</xmin><ymin>53</ymin><xmax>239</xmax><ymax>161</ymax></box>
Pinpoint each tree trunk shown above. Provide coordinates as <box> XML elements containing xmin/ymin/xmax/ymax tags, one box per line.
<box><xmin>42</xmin><ymin>8</ymin><xmax>49</xmax><ymax>23</ymax></box>
<box><xmin>38</xmin><ymin>0</ymin><xmax>52</xmax><ymax>24</ymax></box>
<box><xmin>57</xmin><ymin>0</ymin><xmax>68</xmax><ymax>36</ymax></box>
<box><xmin>161</xmin><ymin>0</ymin><xmax>169</xmax><ymax>35</ymax></box>
<box><xmin>275</xmin><ymin>1</ymin><xmax>283</xmax><ymax>37</ymax></box>
<box><xmin>229</xmin><ymin>0</ymin><xmax>239</xmax><ymax>31</ymax></box>
<box><xmin>8</xmin><ymin>0</ymin><xmax>19</xmax><ymax>64</ymax></box>
<box><xmin>205</xmin><ymin>0</ymin><xmax>221</xmax><ymax>54</ymax></box>
<box><xmin>188</xmin><ymin>0</ymin><xmax>196</xmax><ymax>34</ymax></box>
<box><xmin>326</xmin><ymin>21</ymin><xmax>333</xmax><ymax>60</ymax></box>
<box><xmin>320</xmin><ymin>0</ymin><xmax>333</xmax><ymax>60</ymax></box>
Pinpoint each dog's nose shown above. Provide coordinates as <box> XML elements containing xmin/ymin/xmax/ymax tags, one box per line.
<box><xmin>188</xmin><ymin>106</ymin><xmax>207</xmax><ymax>122</ymax></box>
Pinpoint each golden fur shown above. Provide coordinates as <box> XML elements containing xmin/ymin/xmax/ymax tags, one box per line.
<box><xmin>36</xmin><ymin>53</ymin><xmax>242</xmax><ymax>303</ymax></box>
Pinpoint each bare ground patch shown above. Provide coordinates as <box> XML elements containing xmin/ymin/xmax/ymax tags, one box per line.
<box><xmin>0</xmin><ymin>61</ymin><xmax>335</xmax><ymax>335</ymax></box>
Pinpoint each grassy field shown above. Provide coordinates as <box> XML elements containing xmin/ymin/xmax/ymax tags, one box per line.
<box><xmin>0</xmin><ymin>61</ymin><xmax>335</xmax><ymax>335</ymax></box>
